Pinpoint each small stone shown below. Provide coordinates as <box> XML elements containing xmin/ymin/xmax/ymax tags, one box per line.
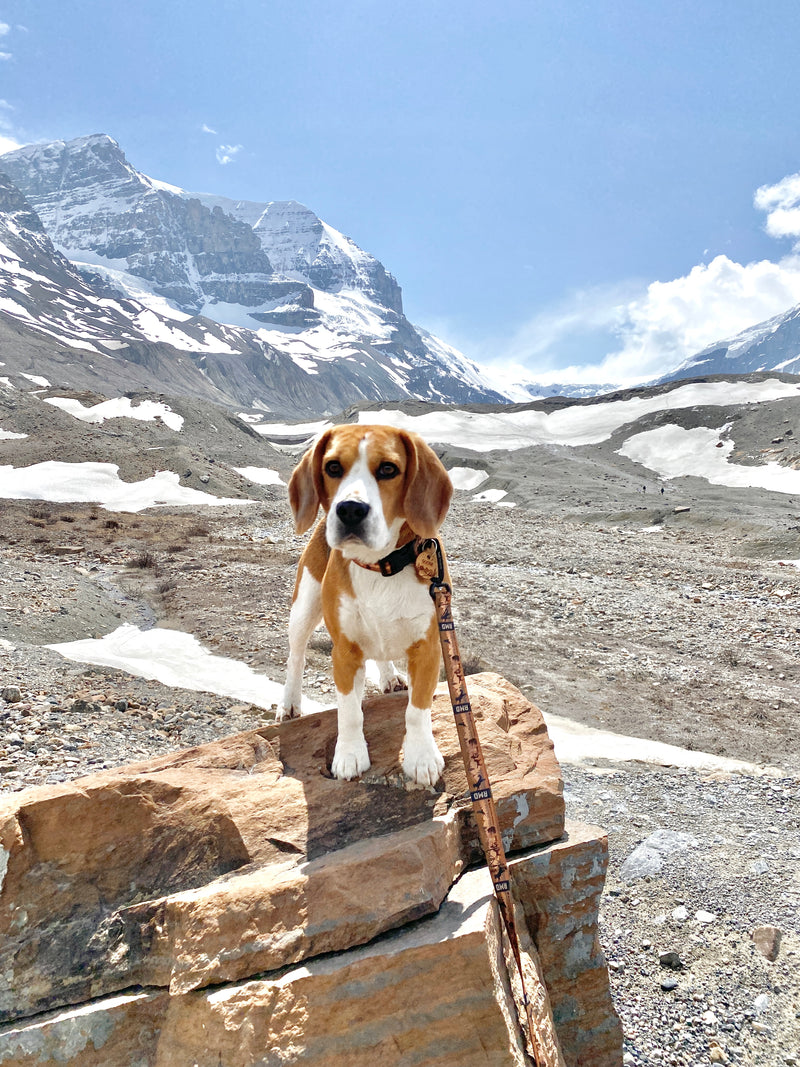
<box><xmin>750</xmin><ymin>858</ymin><xmax>769</xmax><ymax>875</ymax></box>
<box><xmin>661</xmin><ymin>977</ymin><xmax>679</xmax><ymax>992</ymax></box>
<box><xmin>1</xmin><ymin>685</ymin><xmax>22</xmax><ymax>703</ymax></box>
<box><xmin>751</xmin><ymin>925</ymin><xmax>782</xmax><ymax>962</ymax></box>
<box><xmin>695</xmin><ymin>910</ymin><xmax>716</xmax><ymax>924</ymax></box>
<box><xmin>620</xmin><ymin>829</ymin><xmax>698</xmax><ymax>883</ymax></box>
<box><xmin>709</xmin><ymin>1049</ymin><xmax>727</xmax><ymax>1063</ymax></box>
<box><xmin>754</xmin><ymin>993</ymin><xmax>770</xmax><ymax>1014</ymax></box>
<box><xmin>659</xmin><ymin>951</ymin><xmax>684</xmax><ymax>970</ymax></box>
<box><xmin>672</xmin><ymin>905</ymin><xmax>688</xmax><ymax>922</ymax></box>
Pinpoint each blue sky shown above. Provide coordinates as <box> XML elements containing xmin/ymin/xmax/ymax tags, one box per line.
<box><xmin>4</xmin><ymin>1</ymin><xmax>800</xmax><ymax>384</ymax></box>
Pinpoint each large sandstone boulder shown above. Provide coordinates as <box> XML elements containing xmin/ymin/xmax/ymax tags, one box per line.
<box><xmin>0</xmin><ymin>673</ymin><xmax>621</xmax><ymax>1065</ymax></box>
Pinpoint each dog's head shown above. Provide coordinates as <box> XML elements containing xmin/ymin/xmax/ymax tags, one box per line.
<box><xmin>288</xmin><ymin>424</ymin><xmax>453</xmax><ymax>557</ymax></box>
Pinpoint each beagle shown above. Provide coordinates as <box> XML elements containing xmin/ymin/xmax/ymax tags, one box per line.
<box><xmin>278</xmin><ymin>424</ymin><xmax>453</xmax><ymax>786</ymax></box>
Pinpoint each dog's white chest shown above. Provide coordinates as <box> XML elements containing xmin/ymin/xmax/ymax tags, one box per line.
<box><xmin>337</xmin><ymin>566</ymin><xmax>433</xmax><ymax>660</ymax></box>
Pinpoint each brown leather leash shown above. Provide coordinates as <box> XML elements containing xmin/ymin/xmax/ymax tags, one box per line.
<box><xmin>358</xmin><ymin>536</ymin><xmax>545</xmax><ymax>1064</ymax></box>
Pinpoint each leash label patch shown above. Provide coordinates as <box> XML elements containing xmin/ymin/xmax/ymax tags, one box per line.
<box><xmin>494</xmin><ymin>880</ymin><xmax>510</xmax><ymax>893</ymax></box>
<box><xmin>471</xmin><ymin>787</ymin><xmax>492</xmax><ymax>801</ymax></box>
<box><xmin>438</xmin><ymin>620</ymin><xmax>455</xmax><ymax>631</ymax></box>
<box><xmin>453</xmin><ymin>702</ymin><xmax>472</xmax><ymax>715</ymax></box>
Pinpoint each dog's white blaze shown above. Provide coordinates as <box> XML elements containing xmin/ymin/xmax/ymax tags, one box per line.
<box><xmin>326</xmin><ymin>437</ymin><xmax>398</xmax><ymax>557</ymax></box>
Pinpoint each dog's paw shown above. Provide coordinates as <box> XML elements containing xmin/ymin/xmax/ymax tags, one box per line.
<box><xmin>377</xmin><ymin>662</ymin><xmax>408</xmax><ymax>694</ymax></box>
<box><xmin>402</xmin><ymin>736</ymin><xmax>445</xmax><ymax>788</ymax></box>
<box><xmin>275</xmin><ymin>702</ymin><xmax>301</xmax><ymax>722</ymax></box>
<box><xmin>331</xmin><ymin>739</ymin><xmax>371</xmax><ymax>780</ymax></box>
<box><xmin>382</xmin><ymin>673</ymin><xmax>408</xmax><ymax>694</ymax></box>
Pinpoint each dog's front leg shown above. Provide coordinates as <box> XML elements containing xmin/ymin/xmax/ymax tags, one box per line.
<box><xmin>402</xmin><ymin>629</ymin><xmax>445</xmax><ymax>787</ymax></box>
<box><xmin>331</xmin><ymin>642</ymin><xmax>369</xmax><ymax>780</ymax></box>
<box><xmin>278</xmin><ymin>569</ymin><xmax>323</xmax><ymax>721</ymax></box>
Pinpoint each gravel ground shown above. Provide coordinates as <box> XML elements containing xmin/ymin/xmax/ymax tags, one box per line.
<box><xmin>1</xmin><ymin>392</ymin><xmax>799</xmax><ymax>1065</ymax></box>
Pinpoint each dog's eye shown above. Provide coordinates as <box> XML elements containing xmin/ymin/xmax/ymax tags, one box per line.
<box><xmin>325</xmin><ymin>460</ymin><xmax>344</xmax><ymax>478</ymax></box>
<box><xmin>376</xmin><ymin>462</ymin><xmax>400</xmax><ymax>480</ymax></box>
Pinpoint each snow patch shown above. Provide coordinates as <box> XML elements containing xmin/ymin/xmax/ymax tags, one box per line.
<box><xmin>233</xmin><ymin>466</ymin><xmax>285</xmax><ymax>486</ymax></box>
<box><xmin>252</xmin><ymin>420</ymin><xmax>331</xmax><ymax>439</ymax></box>
<box><xmin>0</xmin><ymin>461</ymin><xmax>251</xmax><ymax>512</ymax></box>
<box><xmin>48</xmin><ymin>624</ymin><xmax>322</xmax><ymax>714</ymax></box>
<box><xmin>447</xmin><ymin>467</ymin><xmax>489</xmax><ymax>491</ymax></box>
<box><xmin>544</xmin><ymin>712</ymin><xmax>762</xmax><ymax>772</ymax></box>
<box><xmin>472</xmin><ymin>488</ymin><xmax>508</xmax><ymax>503</ymax></box>
<box><xmin>43</xmin><ymin>396</ymin><xmax>184</xmax><ymax>431</ymax></box>
<box><xmin>618</xmin><ymin>425</ymin><xmax>800</xmax><ymax>495</ymax></box>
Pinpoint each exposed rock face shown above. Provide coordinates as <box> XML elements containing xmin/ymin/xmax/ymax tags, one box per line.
<box><xmin>510</xmin><ymin>823</ymin><xmax>624</xmax><ymax>1065</ymax></box>
<box><xmin>0</xmin><ymin>674</ymin><xmax>620</xmax><ymax>1065</ymax></box>
<box><xmin>0</xmin><ymin>172</ymin><xmax>478</xmax><ymax>417</ymax></box>
<box><xmin>1</xmin><ymin>135</ymin><xmax>507</xmax><ymax>410</ymax></box>
<box><xmin>1</xmin><ymin>136</ymin><xmax>274</xmax><ymax>314</ymax></box>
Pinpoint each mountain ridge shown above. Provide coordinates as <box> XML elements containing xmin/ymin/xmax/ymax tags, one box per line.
<box><xmin>0</xmin><ymin>134</ymin><xmax>509</xmax><ymax>413</ymax></box>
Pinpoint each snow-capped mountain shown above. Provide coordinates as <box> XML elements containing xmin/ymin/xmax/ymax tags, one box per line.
<box><xmin>0</xmin><ymin>134</ymin><xmax>507</xmax><ymax>410</ymax></box>
<box><xmin>658</xmin><ymin>303</ymin><xmax>800</xmax><ymax>384</ymax></box>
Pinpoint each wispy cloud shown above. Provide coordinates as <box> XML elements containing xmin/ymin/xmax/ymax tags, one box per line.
<box><xmin>201</xmin><ymin>123</ymin><xmax>217</xmax><ymax>135</ymax></box>
<box><xmin>215</xmin><ymin>143</ymin><xmax>243</xmax><ymax>165</ymax></box>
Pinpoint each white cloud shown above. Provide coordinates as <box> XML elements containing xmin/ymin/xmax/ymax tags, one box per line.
<box><xmin>201</xmin><ymin>123</ymin><xmax>217</xmax><ymax>135</ymax></box>
<box><xmin>215</xmin><ymin>143</ymin><xmax>243</xmax><ymax>165</ymax></box>
<box><xmin>0</xmin><ymin>133</ymin><xmax>22</xmax><ymax>154</ymax></box>
<box><xmin>754</xmin><ymin>172</ymin><xmax>800</xmax><ymax>241</ymax></box>
<box><xmin>0</xmin><ymin>52</ymin><xmax>11</xmax><ymax>61</ymax></box>
<box><xmin>494</xmin><ymin>173</ymin><xmax>800</xmax><ymax>388</ymax></box>
<box><xmin>593</xmin><ymin>253</ymin><xmax>800</xmax><ymax>386</ymax></box>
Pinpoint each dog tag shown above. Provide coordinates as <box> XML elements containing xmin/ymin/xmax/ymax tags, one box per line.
<box><xmin>414</xmin><ymin>544</ymin><xmax>440</xmax><ymax>581</ymax></box>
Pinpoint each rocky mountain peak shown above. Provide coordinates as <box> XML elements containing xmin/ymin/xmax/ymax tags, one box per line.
<box><xmin>0</xmin><ymin>133</ymin><xmax>509</xmax><ymax>410</ymax></box>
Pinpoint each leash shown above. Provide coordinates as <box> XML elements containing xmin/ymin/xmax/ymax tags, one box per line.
<box><xmin>357</xmin><ymin>537</ymin><xmax>545</xmax><ymax>1064</ymax></box>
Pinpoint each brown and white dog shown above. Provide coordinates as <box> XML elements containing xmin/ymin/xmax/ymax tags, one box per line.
<box><xmin>278</xmin><ymin>424</ymin><xmax>453</xmax><ymax>786</ymax></box>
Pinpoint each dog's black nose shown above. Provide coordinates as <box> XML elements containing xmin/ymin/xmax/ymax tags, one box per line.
<box><xmin>336</xmin><ymin>500</ymin><xmax>370</xmax><ymax>529</ymax></box>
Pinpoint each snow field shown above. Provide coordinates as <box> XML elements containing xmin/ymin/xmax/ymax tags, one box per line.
<box><xmin>357</xmin><ymin>379</ymin><xmax>800</xmax><ymax>451</ymax></box>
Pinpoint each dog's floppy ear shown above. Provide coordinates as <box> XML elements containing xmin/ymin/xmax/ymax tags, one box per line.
<box><xmin>401</xmin><ymin>430</ymin><xmax>453</xmax><ymax>538</ymax></box>
<box><xmin>288</xmin><ymin>430</ymin><xmax>332</xmax><ymax>534</ymax></box>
